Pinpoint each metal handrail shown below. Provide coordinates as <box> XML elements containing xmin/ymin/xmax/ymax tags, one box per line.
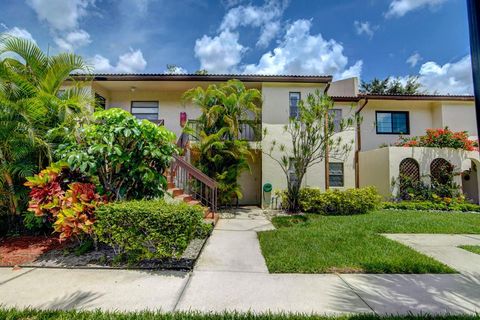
<box><xmin>170</xmin><ymin>124</ymin><xmax>219</xmax><ymax>213</ymax></box>
<box><xmin>171</xmin><ymin>155</ymin><xmax>218</xmax><ymax>188</ymax></box>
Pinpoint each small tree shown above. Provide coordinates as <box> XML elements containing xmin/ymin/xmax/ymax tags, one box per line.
<box><xmin>263</xmin><ymin>90</ymin><xmax>358</xmax><ymax>213</ymax></box>
<box><xmin>55</xmin><ymin>108</ymin><xmax>177</xmax><ymax>200</ymax></box>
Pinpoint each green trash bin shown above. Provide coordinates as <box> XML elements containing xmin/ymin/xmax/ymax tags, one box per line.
<box><xmin>262</xmin><ymin>183</ymin><xmax>273</xmax><ymax>208</ymax></box>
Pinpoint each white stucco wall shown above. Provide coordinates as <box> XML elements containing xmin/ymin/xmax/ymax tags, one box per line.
<box><xmin>359</xmin><ymin>146</ymin><xmax>480</xmax><ymax>200</ymax></box>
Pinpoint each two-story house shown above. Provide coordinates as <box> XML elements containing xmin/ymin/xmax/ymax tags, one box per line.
<box><xmin>77</xmin><ymin>73</ymin><xmax>479</xmax><ymax>206</ymax></box>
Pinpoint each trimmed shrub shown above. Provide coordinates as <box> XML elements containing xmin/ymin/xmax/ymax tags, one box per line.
<box><xmin>299</xmin><ymin>187</ymin><xmax>381</xmax><ymax>215</ymax></box>
<box><xmin>94</xmin><ymin>199</ymin><xmax>211</xmax><ymax>260</ymax></box>
<box><xmin>382</xmin><ymin>201</ymin><xmax>480</xmax><ymax>212</ymax></box>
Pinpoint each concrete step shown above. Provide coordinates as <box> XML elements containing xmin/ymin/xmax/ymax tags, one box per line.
<box><xmin>187</xmin><ymin>200</ymin><xmax>201</xmax><ymax>206</ymax></box>
<box><xmin>204</xmin><ymin>213</ymin><xmax>219</xmax><ymax>225</ymax></box>
<box><xmin>175</xmin><ymin>194</ymin><xmax>193</xmax><ymax>202</ymax></box>
<box><xmin>168</xmin><ymin>188</ymin><xmax>184</xmax><ymax>197</ymax></box>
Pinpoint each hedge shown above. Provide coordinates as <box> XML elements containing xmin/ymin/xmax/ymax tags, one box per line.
<box><xmin>382</xmin><ymin>201</ymin><xmax>480</xmax><ymax>212</ymax></box>
<box><xmin>94</xmin><ymin>199</ymin><xmax>211</xmax><ymax>260</ymax></box>
<box><xmin>298</xmin><ymin>187</ymin><xmax>381</xmax><ymax>215</ymax></box>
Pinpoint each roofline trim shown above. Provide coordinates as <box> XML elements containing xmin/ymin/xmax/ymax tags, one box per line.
<box><xmin>71</xmin><ymin>73</ymin><xmax>333</xmax><ymax>83</ymax></box>
<box><xmin>358</xmin><ymin>94</ymin><xmax>474</xmax><ymax>101</ymax></box>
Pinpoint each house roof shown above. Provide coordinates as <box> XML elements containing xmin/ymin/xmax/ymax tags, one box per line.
<box><xmin>71</xmin><ymin>73</ymin><xmax>333</xmax><ymax>83</ymax></box>
<box><xmin>358</xmin><ymin>93</ymin><xmax>474</xmax><ymax>101</ymax></box>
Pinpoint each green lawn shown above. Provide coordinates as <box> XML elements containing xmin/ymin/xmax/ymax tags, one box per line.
<box><xmin>0</xmin><ymin>309</ymin><xmax>479</xmax><ymax>320</ymax></box>
<box><xmin>459</xmin><ymin>245</ymin><xmax>480</xmax><ymax>255</ymax></box>
<box><xmin>258</xmin><ymin>210</ymin><xmax>480</xmax><ymax>274</ymax></box>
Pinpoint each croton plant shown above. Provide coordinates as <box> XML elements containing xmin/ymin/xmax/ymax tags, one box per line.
<box><xmin>25</xmin><ymin>162</ymin><xmax>106</xmax><ymax>241</ymax></box>
<box><xmin>396</xmin><ymin>127</ymin><xmax>478</xmax><ymax>151</ymax></box>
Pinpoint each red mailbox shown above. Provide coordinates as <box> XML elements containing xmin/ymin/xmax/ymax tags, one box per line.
<box><xmin>180</xmin><ymin>112</ymin><xmax>187</xmax><ymax>127</ymax></box>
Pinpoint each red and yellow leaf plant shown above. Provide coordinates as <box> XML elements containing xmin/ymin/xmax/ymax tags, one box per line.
<box><xmin>25</xmin><ymin>163</ymin><xmax>106</xmax><ymax>241</ymax></box>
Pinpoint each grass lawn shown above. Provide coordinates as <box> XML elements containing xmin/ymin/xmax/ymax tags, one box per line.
<box><xmin>258</xmin><ymin>210</ymin><xmax>480</xmax><ymax>274</ymax></box>
<box><xmin>459</xmin><ymin>245</ymin><xmax>480</xmax><ymax>255</ymax></box>
<box><xmin>0</xmin><ymin>309</ymin><xmax>479</xmax><ymax>320</ymax></box>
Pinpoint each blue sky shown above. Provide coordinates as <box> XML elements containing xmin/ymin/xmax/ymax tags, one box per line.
<box><xmin>0</xmin><ymin>0</ymin><xmax>473</xmax><ymax>94</ymax></box>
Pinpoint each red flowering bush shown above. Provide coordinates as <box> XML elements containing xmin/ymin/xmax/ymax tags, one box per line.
<box><xmin>395</xmin><ymin>127</ymin><xmax>478</xmax><ymax>151</ymax></box>
<box><xmin>25</xmin><ymin>163</ymin><xmax>105</xmax><ymax>241</ymax></box>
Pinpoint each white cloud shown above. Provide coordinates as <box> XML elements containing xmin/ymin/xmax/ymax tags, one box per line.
<box><xmin>2</xmin><ymin>26</ymin><xmax>36</xmax><ymax>43</ymax></box>
<box><xmin>54</xmin><ymin>29</ymin><xmax>91</xmax><ymax>51</ymax></box>
<box><xmin>194</xmin><ymin>30</ymin><xmax>246</xmax><ymax>73</ymax></box>
<box><xmin>353</xmin><ymin>21</ymin><xmax>378</xmax><ymax>39</ymax></box>
<box><xmin>257</xmin><ymin>21</ymin><xmax>281</xmax><ymax>48</ymax></box>
<box><xmin>91</xmin><ymin>49</ymin><xmax>147</xmax><ymax>73</ymax></box>
<box><xmin>220</xmin><ymin>0</ymin><xmax>287</xmax><ymax>48</ymax></box>
<box><xmin>406</xmin><ymin>52</ymin><xmax>422</xmax><ymax>67</ymax></box>
<box><xmin>26</xmin><ymin>0</ymin><xmax>94</xmax><ymax>31</ymax></box>
<box><xmin>385</xmin><ymin>0</ymin><xmax>447</xmax><ymax>18</ymax></box>
<box><xmin>242</xmin><ymin>19</ymin><xmax>362</xmax><ymax>79</ymax></box>
<box><xmin>416</xmin><ymin>55</ymin><xmax>473</xmax><ymax>94</ymax></box>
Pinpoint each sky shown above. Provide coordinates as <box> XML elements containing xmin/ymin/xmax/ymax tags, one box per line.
<box><xmin>0</xmin><ymin>0</ymin><xmax>473</xmax><ymax>94</ymax></box>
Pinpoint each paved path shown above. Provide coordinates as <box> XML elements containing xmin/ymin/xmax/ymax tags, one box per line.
<box><xmin>1</xmin><ymin>208</ymin><xmax>480</xmax><ymax>315</ymax></box>
<box><xmin>384</xmin><ymin>234</ymin><xmax>480</xmax><ymax>275</ymax></box>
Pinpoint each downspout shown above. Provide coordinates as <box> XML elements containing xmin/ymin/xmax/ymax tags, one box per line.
<box><xmin>324</xmin><ymin>82</ymin><xmax>331</xmax><ymax>190</ymax></box>
<box><xmin>355</xmin><ymin>97</ymin><xmax>369</xmax><ymax>188</ymax></box>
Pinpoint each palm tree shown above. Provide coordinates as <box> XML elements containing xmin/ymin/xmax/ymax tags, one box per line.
<box><xmin>0</xmin><ymin>35</ymin><xmax>93</xmax><ymax>221</ymax></box>
<box><xmin>182</xmin><ymin>80</ymin><xmax>261</xmax><ymax>205</ymax></box>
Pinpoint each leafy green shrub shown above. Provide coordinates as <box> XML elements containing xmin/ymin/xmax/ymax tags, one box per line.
<box><xmin>382</xmin><ymin>200</ymin><xmax>480</xmax><ymax>212</ymax></box>
<box><xmin>56</xmin><ymin>108</ymin><xmax>177</xmax><ymax>200</ymax></box>
<box><xmin>94</xmin><ymin>199</ymin><xmax>212</xmax><ymax>260</ymax></box>
<box><xmin>298</xmin><ymin>187</ymin><xmax>381</xmax><ymax>215</ymax></box>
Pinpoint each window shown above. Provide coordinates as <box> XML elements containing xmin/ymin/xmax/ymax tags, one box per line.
<box><xmin>131</xmin><ymin>101</ymin><xmax>159</xmax><ymax>120</ymax></box>
<box><xmin>289</xmin><ymin>92</ymin><xmax>301</xmax><ymax>118</ymax></box>
<box><xmin>376</xmin><ymin>111</ymin><xmax>409</xmax><ymax>134</ymax></box>
<box><xmin>328</xmin><ymin>109</ymin><xmax>342</xmax><ymax>133</ymax></box>
<box><xmin>329</xmin><ymin>162</ymin><xmax>344</xmax><ymax>187</ymax></box>
<box><xmin>95</xmin><ymin>93</ymin><xmax>106</xmax><ymax>109</ymax></box>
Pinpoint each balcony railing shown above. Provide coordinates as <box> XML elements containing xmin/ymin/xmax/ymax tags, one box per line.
<box><xmin>186</xmin><ymin>119</ymin><xmax>261</xmax><ymax>141</ymax></box>
<box><xmin>150</xmin><ymin>119</ymin><xmax>165</xmax><ymax>126</ymax></box>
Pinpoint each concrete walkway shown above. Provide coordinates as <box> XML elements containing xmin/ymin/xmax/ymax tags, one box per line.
<box><xmin>1</xmin><ymin>208</ymin><xmax>480</xmax><ymax>315</ymax></box>
<box><xmin>384</xmin><ymin>234</ymin><xmax>480</xmax><ymax>275</ymax></box>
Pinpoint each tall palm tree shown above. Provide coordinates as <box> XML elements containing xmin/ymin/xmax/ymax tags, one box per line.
<box><xmin>182</xmin><ymin>80</ymin><xmax>261</xmax><ymax>205</ymax></box>
<box><xmin>0</xmin><ymin>35</ymin><xmax>93</xmax><ymax>220</ymax></box>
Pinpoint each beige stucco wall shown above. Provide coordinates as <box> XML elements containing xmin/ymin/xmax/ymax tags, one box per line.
<box><xmin>359</xmin><ymin>147</ymin><xmax>391</xmax><ymax>198</ymax></box>
<box><xmin>359</xmin><ymin>146</ymin><xmax>480</xmax><ymax>200</ymax></box>
<box><xmin>360</xmin><ymin>100</ymin><xmax>434</xmax><ymax>151</ymax></box>
<box><xmin>440</xmin><ymin>102</ymin><xmax>477</xmax><ymax>138</ymax></box>
<box><xmin>261</xmin><ymin>83</ymin><xmax>356</xmax><ymax>202</ymax></box>
<box><xmin>360</xmin><ymin>100</ymin><xmax>477</xmax><ymax>151</ymax></box>
<box><xmin>104</xmin><ymin>90</ymin><xmax>201</xmax><ymax>139</ymax></box>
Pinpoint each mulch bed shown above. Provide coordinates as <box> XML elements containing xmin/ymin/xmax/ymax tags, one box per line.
<box><xmin>0</xmin><ymin>236</ymin><xmax>65</xmax><ymax>267</ymax></box>
<box><xmin>0</xmin><ymin>236</ymin><xmax>208</xmax><ymax>271</ymax></box>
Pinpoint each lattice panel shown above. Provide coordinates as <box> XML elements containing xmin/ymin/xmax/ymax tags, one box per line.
<box><xmin>430</xmin><ymin>158</ymin><xmax>453</xmax><ymax>184</ymax></box>
<box><xmin>399</xmin><ymin>158</ymin><xmax>420</xmax><ymax>181</ymax></box>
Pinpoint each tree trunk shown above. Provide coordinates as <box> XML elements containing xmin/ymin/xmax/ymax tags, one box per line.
<box><xmin>3</xmin><ymin>172</ymin><xmax>19</xmax><ymax>216</ymax></box>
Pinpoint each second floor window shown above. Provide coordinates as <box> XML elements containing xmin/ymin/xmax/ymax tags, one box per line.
<box><xmin>376</xmin><ymin>111</ymin><xmax>409</xmax><ymax>134</ymax></box>
<box><xmin>328</xmin><ymin>109</ymin><xmax>342</xmax><ymax>133</ymax></box>
<box><xmin>131</xmin><ymin>101</ymin><xmax>159</xmax><ymax>121</ymax></box>
<box><xmin>289</xmin><ymin>92</ymin><xmax>301</xmax><ymax>118</ymax></box>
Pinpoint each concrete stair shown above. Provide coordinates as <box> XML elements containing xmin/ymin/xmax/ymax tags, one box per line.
<box><xmin>165</xmin><ymin>170</ymin><xmax>218</xmax><ymax>225</ymax></box>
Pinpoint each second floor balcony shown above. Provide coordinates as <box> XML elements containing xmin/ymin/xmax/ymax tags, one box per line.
<box><xmin>186</xmin><ymin>119</ymin><xmax>261</xmax><ymax>142</ymax></box>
